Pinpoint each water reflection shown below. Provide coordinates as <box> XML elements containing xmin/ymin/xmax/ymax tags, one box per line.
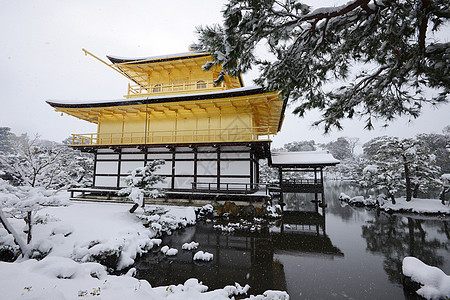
<box><xmin>134</xmin><ymin>181</ymin><xmax>449</xmax><ymax>299</ymax></box>
<box><xmin>361</xmin><ymin>214</ymin><xmax>448</xmax><ymax>284</ymax></box>
<box><xmin>135</xmin><ymin>211</ymin><xmax>343</xmax><ymax>295</ymax></box>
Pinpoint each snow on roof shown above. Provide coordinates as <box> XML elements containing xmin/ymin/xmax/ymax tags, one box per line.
<box><xmin>107</xmin><ymin>51</ymin><xmax>209</xmax><ymax>64</ymax></box>
<box><xmin>270</xmin><ymin>151</ymin><xmax>340</xmax><ymax>166</ymax></box>
<box><xmin>47</xmin><ymin>86</ymin><xmax>266</xmax><ymax>107</ymax></box>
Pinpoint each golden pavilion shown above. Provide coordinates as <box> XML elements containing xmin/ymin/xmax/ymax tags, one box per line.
<box><xmin>47</xmin><ymin>50</ymin><xmax>286</xmax><ymax>198</ymax></box>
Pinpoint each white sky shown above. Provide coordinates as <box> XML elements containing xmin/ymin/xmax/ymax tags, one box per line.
<box><xmin>1</xmin><ymin>0</ymin><xmax>449</xmax><ymax>149</ymax></box>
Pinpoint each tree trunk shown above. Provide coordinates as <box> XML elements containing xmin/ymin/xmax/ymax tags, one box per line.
<box><xmin>403</xmin><ymin>156</ymin><xmax>412</xmax><ymax>201</ymax></box>
<box><xmin>389</xmin><ymin>192</ymin><xmax>396</xmax><ymax>205</ymax></box>
<box><xmin>129</xmin><ymin>203</ymin><xmax>139</xmax><ymax>213</ymax></box>
<box><xmin>440</xmin><ymin>188</ymin><xmax>449</xmax><ymax>205</ymax></box>
<box><xmin>0</xmin><ymin>206</ymin><xmax>28</xmax><ymax>257</ymax></box>
<box><xmin>26</xmin><ymin>211</ymin><xmax>32</xmax><ymax>245</ymax></box>
<box><xmin>413</xmin><ymin>183</ymin><xmax>420</xmax><ymax>198</ymax></box>
<box><xmin>408</xmin><ymin>218</ymin><xmax>415</xmax><ymax>256</ymax></box>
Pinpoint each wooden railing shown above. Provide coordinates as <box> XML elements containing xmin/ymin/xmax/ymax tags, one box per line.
<box><xmin>126</xmin><ymin>80</ymin><xmax>225</xmax><ymax>98</ymax></box>
<box><xmin>192</xmin><ymin>182</ymin><xmax>270</xmax><ymax>195</ymax></box>
<box><xmin>70</xmin><ymin>127</ymin><xmax>273</xmax><ymax>146</ymax></box>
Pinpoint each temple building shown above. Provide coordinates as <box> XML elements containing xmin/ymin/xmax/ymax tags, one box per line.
<box><xmin>47</xmin><ymin>50</ymin><xmax>287</xmax><ymax>198</ymax></box>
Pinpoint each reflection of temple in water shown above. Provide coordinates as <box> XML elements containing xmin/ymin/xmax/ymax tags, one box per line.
<box><xmin>135</xmin><ymin>211</ymin><xmax>343</xmax><ymax>295</ymax></box>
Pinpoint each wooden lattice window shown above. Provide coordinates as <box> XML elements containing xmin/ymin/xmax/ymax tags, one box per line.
<box><xmin>197</xmin><ymin>80</ymin><xmax>206</xmax><ymax>89</ymax></box>
<box><xmin>152</xmin><ymin>84</ymin><xmax>161</xmax><ymax>93</ymax></box>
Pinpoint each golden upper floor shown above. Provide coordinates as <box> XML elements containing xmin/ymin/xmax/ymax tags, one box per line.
<box><xmin>100</xmin><ymin>51</ymin><xmax>243</xmax><ymax>98</ymax></box>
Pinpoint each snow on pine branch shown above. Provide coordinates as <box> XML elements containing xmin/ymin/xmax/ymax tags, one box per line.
<box><xmin>118</xmin><ymin>160</ymin><xmax>166</xmax><ymax>206</ymax></box>
<box><xmin>194</xmin><ymin>0</ymin><xmax>449</xmax><ymax>132</ymax></box>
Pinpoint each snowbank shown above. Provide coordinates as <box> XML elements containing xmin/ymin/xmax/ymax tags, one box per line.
<box><xmin>339</xmin><ymin>193</ymin><xmax>378</xmax><ymax>207</ymax></box>
<box><xmin>381</xmin><ymin>198</ymin><xmax>450</xmax><ymax>215</ymax></box>
<box><xmin>0</xmin><ymin>199</ymin><xmax>289</xmax><ymax>299</ymax></box>
<box><xmin>0</xmin><ymin>258</ymin><xmax>288</xmax><ymax>300</ymax></box>
<box><xmin>402</xmin><ymin>256</ymin><xmax>450</xmax><ymax>299</ymax></box>
<box><xmin>338</xmin><ymin>193</ymin><xmax>450</xmax><ymax>215</ymax></box>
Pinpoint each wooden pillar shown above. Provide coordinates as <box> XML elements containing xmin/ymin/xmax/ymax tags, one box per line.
<box><xmin>216</xmin><ymin>145</ymin><xmax>220</xmax><ymax>191</ymax></box>
<box><xmin>193</xmin><ymin>146</ymin><xmax>198</xmax><ymax>189</ymax></box>
<box><xmin>320</xmin><ymin>167</ymin><xmax>326</xmax><ymax>208</ymax></box>
<box><xmin>278</xmin><ymin>167</ymin><xmax>284</xmax><ymax>212</ymax></box>
<box><xmin>250</xmin><ymin>151</ymin><xmax>254</xmax><ymax>189</ymax></box>
<box><xmin>171</xmin><ymin>147</ymin><xmax>175</xmax><ymax>190</ymax></box>
<box><xmin>92</xmin><ymin>151</ymin><xmax>98</xmax><ymax>187</ymax></box>
<box><xmin>116</xmin><ymin>148</ymin><xmax>122</xmax><ymax>189</ymax></box>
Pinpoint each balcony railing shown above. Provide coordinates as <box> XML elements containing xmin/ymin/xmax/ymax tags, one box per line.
<box><xmin>70</xmin><ymin>127</ymin><xmax>273</xmax><ymax>146</ymax></box>
<box><xmin>126</xmin><ymin>80</ymin><xmax>225</xmax><ymax>98</ymax></box>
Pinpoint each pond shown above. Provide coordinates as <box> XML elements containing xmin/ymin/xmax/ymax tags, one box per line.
<box><xmin>135</xmin><ymin>181</ymin><xmax>450</xmax><ymax>299</ymax></box>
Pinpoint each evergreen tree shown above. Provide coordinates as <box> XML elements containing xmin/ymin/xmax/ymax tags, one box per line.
<box><xmin>361</xmin><ymin>136</ymin><xmax>441</xmax><ymax>202</ymax></box>
<box><xmin>322</xmin><ymin>137</ymin><xmax>353</xmax><ymax>160</ymax></box>
<box><xmin>283</xmin><ymin>140</ymin><xmax>316</xmax><ymax>151</ymax></box>
<box><xmin>193</xmin><ymin>0</ymin><xmax>449</xmax><ymax>132</ymax></box>
<box><xmin>118</xmin><ymin>160</ymin><xmax>166</xmax><ymax>213</ymax></box>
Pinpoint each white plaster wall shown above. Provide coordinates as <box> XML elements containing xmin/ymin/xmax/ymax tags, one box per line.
<box><xmin>96</xmin><ymin>161</ymin><xmax>118</xmax><ymax>174</ymax></box>
<box><xmin>198</xmin><ymin>153</ymin><xmax>217</xmax><ymax>159</ymax></box>
<box><xmin>221</xmin><ymin>152</ymin><xmax>250</xmax><ymax>159</ymax></box>
<box><xmin>97</xmin><ymin>149</ymin><xmax>115</xmax><ymax>154</ymax></box>
<box><xmin>121</xmin><ymin>153</ymin><xmax>145</xmax><ymax>160</ymax></box>
<box><xmin>174</xmin><ymin>177</ymin><xmax>194</xmax><ymax>189</ymax></box>
<box><xmin>147</xmin><ymin>147</ymin><xmax>169</xmax><ymax>152</ymax></box>
<box><xmin>148</xmin><ymin>153</ymin><xmax>172</xmax><ymax>160</ymax></box>
<box><xmin>95</xmin><ymin>176</ymin><xmax>117</xmax><ymax>187</ymax></box>
<box><xmin>220</xmin><ymin>161</ymin><xmax>250</xmax><ymax>175</ymax></box>
<box><xmin>197</xmin><ymin>161</ymin><xmax>217</xmax><ymax>176</ymax></box>
<box><xmin>121</xmin><ymin>161</ymin><xmax>144</xmax><ymax>174</ymax></box>
<box><xmin>153</xmin><ymin>161</ymin><xmax>172</xmax><ymax>175</ymax></box>
<box><xmin>176</xmin><ymin>153</ymin><xmax>194</xmax><ymax>159</ymax></box>
<box><xmin>175</xmin><ymin>161</ymin><xmax>194</xmax><ymax>175</ymax></box>
<box><xmin>97</xmin><ymin>154</ymin><xmax>119</xmax><ymax>160</ymax></box>
<box><xmin>220</xmin><ymin>177</ymin><xmax>250</xmax><ymax>184</ymax></box>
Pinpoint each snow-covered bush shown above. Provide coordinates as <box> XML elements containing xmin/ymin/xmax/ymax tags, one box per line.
<box><xmin>182</xmin><ymin>241</ymin><xmax>199</xmax><ymax>251</ymax></box>
<box><xmin>0</xmin><ymin>179</ymin><xmax>68</xmax><ymax>258</ymax></box>
<box><xmin>193</xmin><ymin>251</ymin><xmax>213</xmax><ymax>262</ymax></box>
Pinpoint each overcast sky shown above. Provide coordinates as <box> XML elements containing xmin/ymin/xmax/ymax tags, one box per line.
<box><xmin>1</xmin><ymin>0</ymin><xmax>449</xmax><ymax>149</ymax></box>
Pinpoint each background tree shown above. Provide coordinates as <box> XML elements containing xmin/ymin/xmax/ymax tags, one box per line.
<box><xmin>417</xmin><ymin>133</ymin><xmax>450</xmax><ymax>174</ymax></box>
<box><xmin>0</xmin><ymin>134</ymin><xmax>92</xmax><ymax>189</ymax></box>
<box><xmin>193</xmin><ymin>0</ymin><xmax>449</xmax><ymax>132</ymax></box>
<box><xmin>321</xmin><ymin>137</ymin><xmax>353</xmax><ymax>160</ymax></box>
<box><xmin>283</xmin><ymin>140</ymin><xmax>316</xmax><ymax>152</ymax></box>
<box><xmin>361</xmin><ymin>136</ymin><xmax>441</xmax><ymax>202</ymax></box>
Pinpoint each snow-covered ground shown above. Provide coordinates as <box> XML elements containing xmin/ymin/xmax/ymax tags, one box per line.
<box><xmin>0</xmin><ymin>197</ymin><xmax>289</xmax><ymax>299</ymax></box>
<box><xmin>339</xmin><ymin>193</ymin><xmax>450</xmax><ymax>214</ymax></box>
<box><xmin>381</xmin><ymin>197</ymin><xmax>450</xmax><ymax>214</ymax></box>
<box><xmin>402</xmin><ymin>256</ymin><xmax>450</xmax><ymax>299</ymax></box>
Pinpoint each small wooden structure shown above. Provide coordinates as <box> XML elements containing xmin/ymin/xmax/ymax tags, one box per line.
<box><xmin>269</xmin><ymin>151</ymin><xmax>339</xmax><ymax>208</ymax></box>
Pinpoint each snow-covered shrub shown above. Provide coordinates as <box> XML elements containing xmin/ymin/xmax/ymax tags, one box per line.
<box><xmin>182</xmin><ymin>241</ymin><xmax>199</xmax><ymax>250</ymax></box>
<box><xmin>195</xmin><ymin>204</ymin><xmax>214</xmax><ymax>219</ymax></box>
<box><xmin>72</xmin><ymin>230</ymin><xmax>159</xmax><ymax>270</ymax></box>
<box><xmin>0</xmin><ymin>179</ymin><xmax>69</xmax><ymax>257</ymax></box>
<box><xmin>265</xmin><ymin>205</ymin><xmax>282</xmax><ymax>218</ymax></box>
<box><xmin>193</xmin><ymin>251</ymin><xmax>213</xmax><ymax>261</ymax></box>
<box><xmin>161</xmin><ymin>246</ymin><xmax>178</xmax><ymax>256</ymax></box>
